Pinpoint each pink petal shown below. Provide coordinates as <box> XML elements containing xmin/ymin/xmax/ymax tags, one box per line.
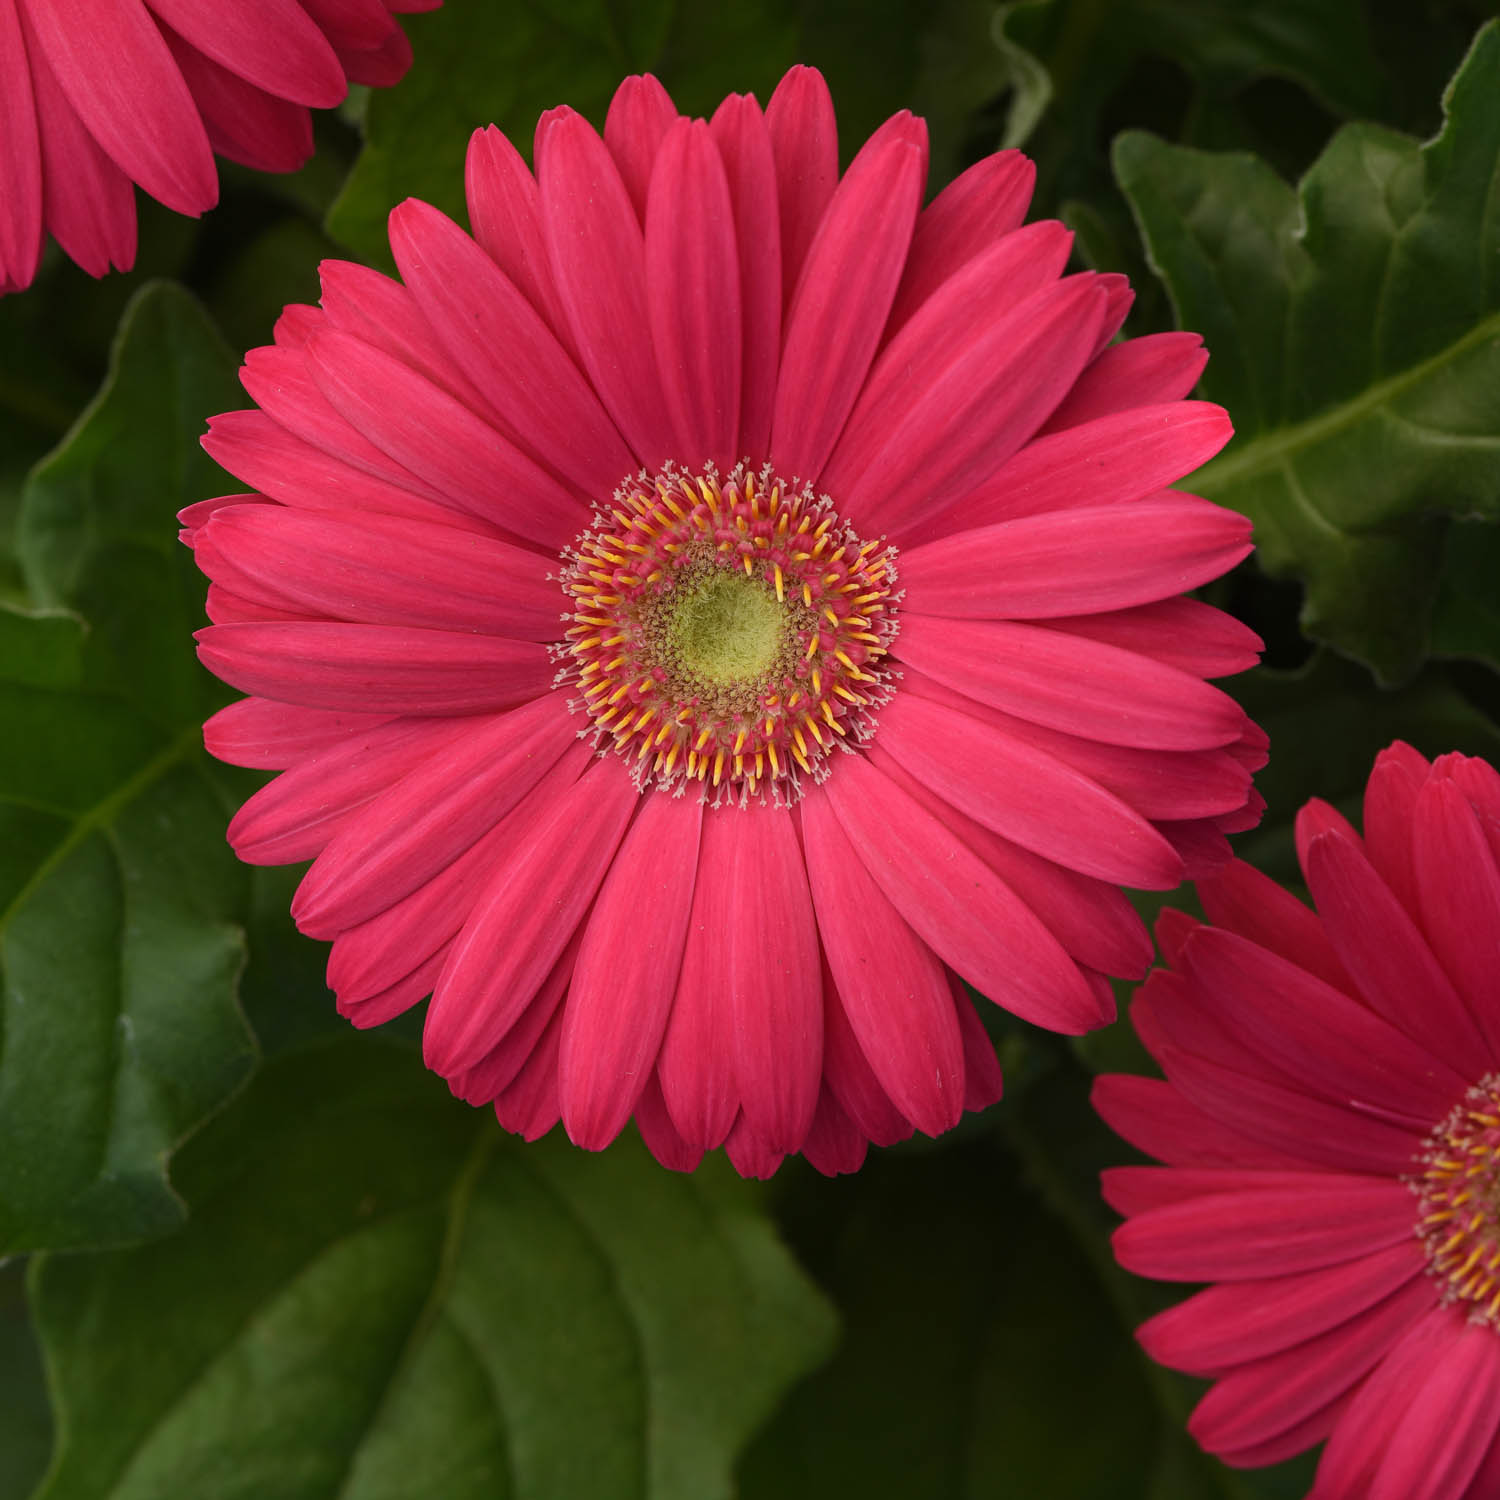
<box><xmin>298</xmin><ymin>0</ymin><xmax>397</xmax><ymax>51</ymax></box>
<box><xmin>824</xmin><ymin>755</ymin><xmax>1106</xmax><ymax>1032</ymax></box>
<box><xmin>709</xmin><ymin>92</ymin><xmax>781</xmax><ymax>461</ymax></box>
<box><xmin>1195</xmin><ymin>858</ymin><xmax>1349</xmax><ymax>990</ymax></box>
<box><xmin>338</xmin><ymin>941</ymin><xmax>449</xmax><ymax>1030</ymax></box>
<box><xmin>1362</xmin><ymin>741</ymin><xmax>1429</xmax><ymax>915</ymax></box>
<box><xmin>933</xmin><ymin>402</ymin><xmax>1232</xmax><ymax>537</ymax></box>
<box><xmin>1090</xmin><ymin>274</ymin><xmax>1133</xmax><ymax>355</ymax></box>
<box><xmin>304</xmin><ymin>328</ymin><xmax>589</xmax><ymax>548</ymax></box>
<box><xmin>0</xmin><ymin>0</ymin><xmax>43</xmax><ymax>289</ymax></box>
<box><xmin>1296</xmin><ymin>797</ymin><xmax>1361</xmax><ymax>868</ymax></box>
<box><xmin>801</xmin><ymin>784</ymin><xmax>965</xmax><ymax>1136</ymax></box>
<box><xmin>1113</xmin><ymin>1177</ymin><xmax>1417</xmax><ymax>1280</ymax></box>
<box><xmin>23</xmin><ymin>0</ymin><xmax>217</xmax><ymax>214</ymax></box>
<box><xmin>884</xmin><ymin>149</ymin><xmax>1035</xmax><ymax>337</ymax></box>
<box><xmin>196</xmin><ymin>621</ymin><xmax>552</xmax><ymax>717</ymax></box>
<box><xmin>953</xmin><ymin>981</ymin><xmax>1004</xmax><ymax>1110</ymax></box>
<box><xmin>491</xmin><ymin>1005</ymin><xmax>564</xmax><ymax>1142</ymax></box>
<box><xmin>291</xmin><ymin>693</ymin><xmax>579</xmax><ymax>937</ymax></box>
<box><xmin>332</xmin><ymin>23</ymin><xmax>411</xmax><ymax>88</ymax></box>
<box><xmin>560</xmin><ymin>792</ymin><xmax>703</xmax><ymax>1150</ymax></box>
<box><xmin>764</xmin><ymin>64</ymin><xmax>837</xmax><ymax>308</ymax></box>
<box><xmin>645</xmin><ymin>119</ymin><xmax>742</xmax><ymax>470</ymax></box>
<box><xmin>1040</xmin><ymin>331</ymin><xmax>1208</xmax><ymax>433</ymax></box>
<box><xmin>603</xmin><ymin>73</ymin><xmax>677</xmax><ymax>221</ymax></box>
<box><xmin>769</xmin><ymin>117</ymin><xmax>926</xmax><ymax>483</ymax></box>
<box><xmin>1044</xmin><ymin>598</ymin><xmax>1263</xmax><ymax>679</ymax></box>
<box><xmin>899</xmin><ymin>495</ymin><xmax>1252</xmax><ymax>620</ymax></box>
<box><xmin>206</xmin><ymin>584</ymin><xmax>315</xmax><ymax>625</ymax></box>
<box><xmin>875</xmin><ymin>690</ymin><xmax>1184</xmax><ymax>889</ymax></box>
<box><xmin>1137</xmin><ymin>1240</ymin><xmax>1427</xmax><ymax>1376</ymax></box>
<box><xmin>801</xmin><ymin>1089</ymin><xmax>869</xmax><ymax>1176</ymax></box>
<box><xmin>194</xmin><ymin>503</ymin><xmax>559</xmax><ymax>640</ymax></box>
<box><xmin>723</xmin><ymin>1114</ymin><xmax>785</xmax><ymax>1180</ymax></box>
<box><xmin>203</xmin><ymin>697</ymin><xmax>390</xmax><ymax>769</ymax></box>
<box><xmin>424</xmin><ymin>760</ymin><xmax>638</xmax><ymax>1074</ymax></box>
<box><xmin>143</xmin><ymin>0</ymin><xmax>345</xmax><ymax>106</ymax></box>
<box><xmin>537</xmin><ymin>107</ymin><xmax>672</xmax><ymax>467</ymax></box>
<box><xmin>387</xmin><ymin>197</ymin><xmax>637</xmax><ymax>498</ymax></box>
<box><xmin>821</xmin><ymin>962</ymin><xmax>914</xmax><ymax>1147</ymax></box>
<box><xmin>633</xmin><ymin>1071</ymin><xmax>704</xmax><ymax>1175</ymax></box>
<box><xmin>1305</xmin><ymin>827</ymin><xmax>1494</xmax><ymax>1075</ymax></box>
<box><xmin>1103</xmin><ymin>1163</ymin><xmax>1324</xmax><ymax>1217</ymax></box>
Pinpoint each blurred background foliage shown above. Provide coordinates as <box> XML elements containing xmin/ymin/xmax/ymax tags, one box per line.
<box><xmin>2</xmin><ymin>1</ymin><xmax>1499</xmax><ymax>1496</ymax></box>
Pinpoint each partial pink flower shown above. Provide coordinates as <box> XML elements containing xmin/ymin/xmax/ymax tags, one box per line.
<box><xmin>1096</xmin><ymin>744</ymin><xmax>1500</xmax><ymax>1496</ymax></box>
<box><xmin>185</xmin><ymin>66</ymin><xmax>1263</xmax><ymax>1177</ymax></box>
<box><xmin>0</xmin><ymin>0</ymin><xmax>439</xmax><ymax>292</ymax></box>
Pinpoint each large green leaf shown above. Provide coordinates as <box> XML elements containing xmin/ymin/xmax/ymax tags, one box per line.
<box><xmin>1117</xmin><ymin>21</ymin><xmax>1500</xmax><ymax>682</ymax></box>
<box><xmin>0</xmin><ymin>284</ymin><xmax>256</xmax><ymax>1254</ymax></box>
<box><xmin>29</xmin><ymin>1040</ymin><xmax>835</xmax><ymax>1500</ymax></box>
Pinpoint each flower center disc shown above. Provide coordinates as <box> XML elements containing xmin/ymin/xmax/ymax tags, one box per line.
<box><xmin>559</xmin><ymin>464</ymin><xmax>899</xmax><ymax>803</ymax></box>
<box><xmin>1414</xmin><ymin>1078</ymin><xmax>1500</xmax><ymax>1324</ymax></box>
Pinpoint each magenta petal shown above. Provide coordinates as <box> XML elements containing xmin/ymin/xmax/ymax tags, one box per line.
<box><xmin>24</xmin><ymin>0</ymin><xmax>217</xmax><ymax>215</ymax></box>
<box><xmin>764</xmin><ymin>64</ymin><xmax>838</xmax><ymax>308</ymax></box>
<box><xmin>1041</xmin><ymin>331</ymin><xmax>1208</xmax><ymax>432</ymax></box>
<box><xmin>560</xmin><ymin>792</ymin><xmax>703</xmax><ymax>1150</ymax></box>
<box><xmin>821</xmin><ymin>963</ymin><xmax>914</xmax><ymax>1147</ymax></box>
<box><xmin>603</xmin><ymin>72</ymin><xmax>678</xmax><ymax>221</ymax></box>
<box><xmin>300</xmin><ymin>0</ymin><xmax>397</xmax><ymax>50</ymax></box>
<box><xmin>491</xmin><ymin>1005</ymin><xmax>564</xmax><ymax>1142</ymax></box>
<box><xmin>633</xmin><ymin>1071</ymin><xmax>705</xmax><ymax>1174</ymax></box>
<box><xmin>203</xmin><ymin>697</ymin><xmax>389</xmax><ymax>769</ymax></box>
<box><xmin>645</xmin><ymin>119</ymin><xmax>742</xmax><ymax>470</ymax></box>
<box><xmin>723</xmin><ymin>1114</ymin><xmax>785</xmax><ymax>1180</ymax></box>
<box><xmin>1362</xmin><ymin>741</ymin><xmax>1429</xmax><ymax>915</ymax></box>
<box><xmin>1195</xmin><ymin>858</ymin><xmax>1349</xmax><ymax>991</ymax></box>
<box><xmin>0</xmin><ymin>0</ymin><xmax>43</xmax><ymax>290</ymax></box>
<box><xmin>801</xmin><ymin>784</ymin><xmax>965</xmax><ymax>1136</ymax></box>
<box><xmin>769</xmin><ymin>120</ymin><xmax>927</xmax><ymax>483</ymax></box>
<box><xmin>801</xmin><ymin>1090</ymin><xmax>870</xmax><ymax>1177</ymax></box>
<box><xmin>1044</xmin><ymin>598</ymin><xmax>1263</xmax><ymax>680</ymax></box>
<box><xmin>537</xmin><ymin>107</ymin><xmax>673</xmax><ymax>468</ymax></box>
<box><xmin>709</xmin><ymin>92</ymin><xmax>781</xmax><ymax>460</ymax></box>
<box><xmin>338</xmin><ymin>942</ymin><xmax>449</xmax><ymax>1030</ymax></box>
<box><xmin>952</xmin><ymin>979</ymin><xmax>1004</xmax><ymax>1110</ymax></box>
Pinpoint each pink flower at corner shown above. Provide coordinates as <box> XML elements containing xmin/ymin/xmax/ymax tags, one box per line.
<box><xmin>1096</xmin><ymin>744</ymin><xmax>1500</xmax><ymax>1497</ymax></box>
<box><xmin>0</xmin><ymin>0</ymin><xmax>441</xmax><ymax>292</ymax></box>
<box><xmin>183</xmin><ymin>66</ymin><xmax>1265</xmax><ymax>1178</ymax></box>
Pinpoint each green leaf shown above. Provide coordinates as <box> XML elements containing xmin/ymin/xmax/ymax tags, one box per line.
<box><xmin>30</xmin><ymin>1040</ymin><xmax>836</xmax><ymax>1500</ymax></box>
<box><xmin>1117</xmin><ymin>21</ymin><xmax>1500</xmax><ymax>682</ymax></box>
<box><xmin>0</xmin><ymin>1259</ymin><xmax>52</xmax><ymax>1500</ymax></box>
<box><xmin>1430</xmin><ymin>521</ymin><xmax>1500</xmax><ymax>671</ymax></box>
<box><xmin>0</xmin><ymin>284</ymin><xmax>257</xmax><ymax>1254</ymax></box>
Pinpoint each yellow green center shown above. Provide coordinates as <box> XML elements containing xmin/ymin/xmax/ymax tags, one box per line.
<box><xmin>668</xmin><ymin>569</ymin><xmax>785</xmax><ymax>685</ymax></box>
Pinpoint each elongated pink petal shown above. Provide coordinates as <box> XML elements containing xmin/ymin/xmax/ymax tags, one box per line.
<box><xmin>1104</xmin><ymin>1163</ymin><xmax>1327</xmax><ymax>1217</ymax></box>
<box><xmin>884</xmin><ymin>149</ymin><xmax>1035</xmax><ymax>337</ymax></box>
<box><xmin>24</xmin><ymin>0</ymin><xmax>217</xmax><ymax>214</ymax></box>
<box><xmin>634</xmin><ymin>1071</ymin><xmax>705</xmax><ymax>1174</ymax></box>
<box><xmin>801</xmin><ymin>785</ymin><xmax>965</xmax><ymax>1135</ymax></box>
<box><xmin>332</xmin><ymin>23</ymin><xmax>411</xmax><ymax>88</ymax></box>
<box><xmin>723</xmin><ymin>1114</ymin><xmax>785</xmax><ymax>1181</ymax></box>
<box><xmin>1041</xmin><ymin>331</ymin><xmax>1208</xmax><ymax>432</ymax></box>
<box><xmin>144</xmin><ymin>0</ymin><xmax>345</xmax><ymax>105</ymax></box>
<box><xmin>339</xmin><ymin>942</ymin><xmax>449</xmax><ymax>1030</ymax></box>
<box><xmin>203</xmin><ymin>697</ymin><xmax>390</xmax><ymax>769</ymax></box>
<box><xmin>801</xmin><ymin>1090</ymin><xmax>869</xmax><ymax>1177</ymax></box>
<box><xmin>953</xmin><ymin>982</ymin><xmax>1004</xmax><ymax>1109</ymax></box>
<box><xmin>1362</xmin><ymin>741</ymin><xmax>1429</xmax><ymax>914</ymax></box>
<box><xmin>197</xmin><ymin>621</ymin><xmax>552</xmax><ymax>717</ymax></box>
<box><xmin>770</xmin><ymin>120</ymin><xmax>926</xmax><ymax>483</ymax></box>
<box><xmin>538</xmin><ymin>107</ymin><xmax>672</xmax><ymax>467</ymax></box>
<box><xmin>299</xmin><ymin>0</ymin><xmax>396</xmax><ymax>51</ymax></box>
<box><xmin>765</xmin><ymin>64</ymin><xmax>837</xmax><ymax>307</ymax></box>
<box><xmin>1113</xmin><ymin>1178</ymin><xmax>1417</xmax><ymax>1281</ymax></box>
<box><xmin>1044</xmin><ymin>598</ymin><xmax>1262</xmax><ymax>679</ymax></box>
<box><xmin>0</xmin><ymin>0</ymin><xmax>43</xmax><ymax>289</ymax></box>
<box><xmin>709</xmin><ymin>92</ymin><xmax>780</xmax><ymax>460</ymax></box>
<box><xmin>825</xmin><ymin>755</ymin><xmax>1106</xmax><ymax>1032</ymax></box>
<box><xmin>388</xmin><ymin>197</ymin><xmax>636</xmax><ymax>498</ymax></box>
<box><xmin>304</xmin><ymin>329</ymin><xmax>589</xmax><ymax>547</ymax></box>
<box><xmin>646</xmin><ymin>119</ymin><xmax>741</xmax><ymax>470</ymax></box>
<box><xmin>900</xmin><ymin>495</ymin><xmax>1252</xmax><ymax>619</ymax></box>
<box><xmin>1136</xmin><ymin>1241</ymin><xmax>1427</xmax><ymax>1376</ymax></box>
<box><xmin>821</xmin><ymin>962</ymin><xmax>914</xmax><ymax>1147</ymax></box>
<box><xmin>876</xmin><ymin>690</ymin><xmax>1184</xmax><ymax>888</ymax></box>
<box><xmin>894</xmin><ymin>614</ymin><xmax>1245</xmax><ymax>751</ymax></box>
<box><xmin>603</xmin><ymin>73</ymin><xmax>677</xmax><ymax>221</ymax></box>
<box><xmin>1195</xmin><ymin>857</ymin><xmax>1349</xmax><ymax>990</ymax></box>
<box><xmin>491</xmin><ymin>1004</ymin><xmax>564</xmax><ymax>1141</ymax></box>
<box><xmin>932</xmin><ymin>402</ymin><xmax>1232</xmax><ymax>538</ymax></box>
<box><xmin>424</xmin><ymin>761</ymin><xmax>638</xmax><ymax>1074</ymax></box>
<box><xmin>560</xmin><ymin>791</ymin><xmax>702</xmax><ymax>1150</ymax></box>
<box><xmin>291</xmin><ymin>693</ymin><xmax>578</xmax><ymax>936</ymax></box>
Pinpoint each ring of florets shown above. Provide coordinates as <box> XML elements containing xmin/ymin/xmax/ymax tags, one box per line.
<box><xmin>1411</xmin><ymin>1077</ymin><xmax>1500</xmax><ymax>1327</ymax></box>
<box><xmin>556</xmin><ymin>462</ymin><xmax>899</xmax><ymax>804</ymax></box>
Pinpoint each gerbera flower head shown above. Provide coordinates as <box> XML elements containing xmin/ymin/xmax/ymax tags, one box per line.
<box><xmin>184</xmin><ymin>65</ymin><xmax>1264</xmax><ymax>1178</ymax></box>
<box><xmin>0</xmin><ymin>0</ymin><xmax>439</xmax><ymax>293</ymax></box>
<box><xmin>1096</xmin><ymin>744</ymin><xmax>1500</xmax><ymax>1495</ymax></box>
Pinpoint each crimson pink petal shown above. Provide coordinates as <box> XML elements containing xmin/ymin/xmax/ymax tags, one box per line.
<box><xmin>899</xmin><ymin>495</ymin><xmax>1252</xmax><ymax>620</ymax></box>
<box><xmin>332</xmin><ymin>23</ymin><xmax>411</xmax><ymax>88</ymax></box>
<box><xmin>877</xmin><ymin>690</ymin><xmax>1184</xmax><ymax>888</ymax></box>
<box><xmin>206</xmin><ymin>586</ymin><xmax>314</xmax><ymax>625</ymax></box>
<box><xmin>491</xmin><ymin>1006</ymin><xmax>564</xmax><ymax>1142</ymax></box>
<box><xmin>646</xmin><ymin>119</ymin><xmax>742</xmax><ymax>470</ymax></box>
<box><xmin>1362</xmin><ymin>741</ymin><xmax>1429</xmax><ymax>914</ymax></box>
<box><xmin>388</xmin><ymin>197</ymin><xmax>636</xmax><ymax>498</ymax></box>
<box><xmin>338</xmin><ymin>942</ymin><xmax>449</xmax><ymax>1030</ymax></box>
<box><xmin>769</xmin><ymin>120</ymin><xmax>926</xmax><ymax>483</ymax></box>
<box><xmin>203</xmin><ymin>698</ymin><xmax>389</xmax><ymax>769</ymax></box>
<box><xmin>603</xmin><ymin>73</ymin><xmax>677</xmax><ymax>221</ymax></box>
<box><xmin>633</xmin><ymin>1071</ymin><xmax>704</xmax><ymax>1175</ymax></box>
<box><xmin>424</xmin><ymin>761</ymin><xmax>638</xmax><ymax>1074</ymax></box>
<box><xmin>299</xmin><ymin>0</ymin><xmax>396</xmax><ymax>51</ymax></box>
<box><xmin>1040</xmin><ymin>331</ymin><xmax>1207</xmax><ymax>433</ymax></box>
<box><xmin>537</xmin><ymin>107</ymin><xmax>673</xmax><ymax>467</ymax></box>
<box><xmin>821</xmin><ymin>963</ymin><xmax>914</xmax><ymax>1147</ymax></box>
<box><xmin>709</xmin><ymin>92</ymin><xmax>781</xmax><ymax>460</ymax></box>
<box><xmin>884</xmin><ymin>149</ymin><xmax>1035</xmax><ymax>337</ymax></box>
<box><xmin>801</xmin><ymin>1090</ymin><xmax>869</xmax><ymax>1177</ymax></box>
<box><xmin>0</xmin><ymin>0</ymin><xmax>44</xmax><ymax>290</ymax></box>
<box><xmin>1104</xmin><ymin>1164</ymin><xmax>1320</xmax><ymax>1217</ymax></box>
<box><xmin>764</xmin><ymin>64</ymin><xmax>837</xmax><ymax>308</ymax></box>
<box><xmin>723</xmin><ymin>1115</ymin><xmax>785</xmax><ymax>1181</ymax></box>
<box><xmin>801</xmin><ymin>785</ymin><xmax>965</xmax><ymax>1136</ymax></box>
<box><xmin>560</xmin><ymin>792</ymin><xmax>702</xmax><ymax>1151</ymax></box>
<box><xmin>23</xmin><ymin>0</ymin><xmax>217</xmax><ymax>214</ymax></box>
<box><xmin>824</xmin><ymin>756</ymin><xmax>1106</xmax><ymax>1032</ymax></box>
<box><xmin>291</xmin><ymin>693</ymin><xmax>578</xmax><ymax>937</ymax></box>
<box><xmin>952</xmin><ymin>982</ymin><xmax>1004</xmax><ymax>1110</ymax></box>
<box><xmin>1195</xmin><ymin>858</ymin><xmax>1349</xmax><ymax>990</ymax></box>
<box><xmin>144</xmin><ymin>0</ymin><xmax>344</xmax><ymax>105</ymax></box>
<box><xmin>1044</xmin><ymin>599</ymin><xmax>1263</xmax><ymax>679</ymax></box>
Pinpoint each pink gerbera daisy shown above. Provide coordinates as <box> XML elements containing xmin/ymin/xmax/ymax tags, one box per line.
<box><xmin>184</xmin><ymin>66</ymin><xmax>1264</xmax><ymax>1178</ymax></box>
<box><xmin>1096</xmin><ymin>744</ymin><xmax>1500</xmax><ymax>1496</ymax></box>
<box><xmin>0</xmin><ymin>0</ymin><xmax>438</xmax><ymax>292</ymax></box>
